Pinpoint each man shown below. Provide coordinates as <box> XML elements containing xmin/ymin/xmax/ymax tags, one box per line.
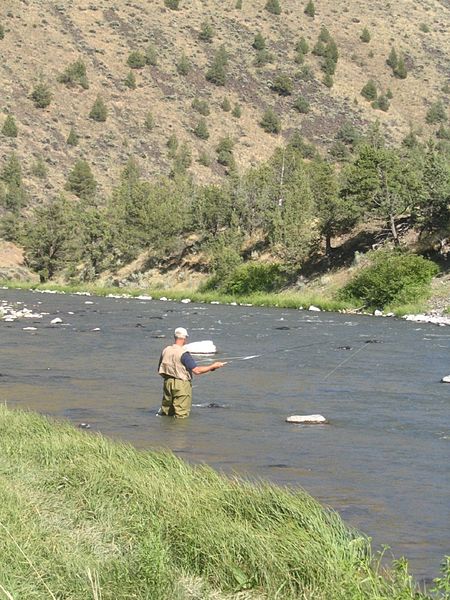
<box><xmin>158</xmin><ymin>327</ymin><xmax>226</xmax><ymax>418</ymax></box>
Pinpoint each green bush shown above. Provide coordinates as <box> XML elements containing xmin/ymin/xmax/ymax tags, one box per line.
<box><xmin>223</xmin><ymin>262</ymin><xmax>287</xmax><ymax>295</ymax></box>
<box><xmin>360</xmin><ymin>27</ymin><xmax>371</xmax><ymax>43</ymax></box>
<box><xmin>426</xmin><ymin>100</ymin><xmax>448</xmax><ymax>124</ymax></box>
<box><xmin>164</xmin><ymin>0</ymin><xmax>180</xmax><ymax>8</ymax></box>
<box><xmin>199</xmin><ymin>20</ymin><xmax>214</xmax><ymax>42</ymax></box>
<box><xmin>144</xmin><ymin>111</ymin><xmax>155</xmax><ymax>130</ymax></box>
<box><xmin>89</xmin><ymin>95</ymin><xmax>107</xmax><ymax>122</ymax></box>
<box><xmin>192</xmin><ymin>97</ymin><xmax>210</xmax><ymax>116</ymax></box>
<box><xmin>221</xmin><ymin>97</ymin><xmax>231</xmax><ymax>112</ymax></box>
<box><xmin>216</xmin><ymin>137</ymin><xmax>235</xmax><ymax>169</ymax></box>
<box><xmin>254</xmin><ymin>49</ymin><xmax>274</xmax><ymax>67</ymax></box>
<box><xmin>338</xmin><ymin>250</ymin><xmax>439</xmax><ymax>309</ymax></box>
<box><xmin>265</xmin><ymin>0</ymin><xmax>281</xmax><ymax>15</ymax></box>
<box><xmin>260</xmin><ymin>108</ymin><xmax>281</xmax><ymax>133</ymax></box>
<box><xmin>193</xmin><ymin>118</ymin><xmax>209</xmax><ymax>139</ymax></box>
<box><xmin>232</xmin><ymin>104</ymin><xmax>242</xmax><ymax>118</ymax></box>
<box><xmin>293</xmin><ymin>95</ymin><xmax>310</xmax><ymax>113</ymax></box>
<box><xmin>0</xmin><ymin>24</ymin><xmax>4</xmax><ymax>39</ymax></box>
<box><xmin>31</xmin><ymin>81</ymin><xmax>52</xmax><ymax>108</ymax></box>
<box><xmin>2</xmin><ymin>115</ymin><xmax>18</xmax><ymax>137</ymax></box>
<box><xmin>394</xmin><ymin>56</ymin><xmax>407</xmax><ymax>79</ymax></box>
<box><xmin>253</xmin><ymin>32</ymin><xmax>266</xmax><ymax>50</ymax></box>
<box><xmin>296</xmin><ymin>37</ymin><xmax>309</xmax><ymax>54</ymax></box>
<box><xmin>66</xmin><ymin>127</ymin><xmax>79</xmax><ymax>146</ymax></box>
<box><xmin>124</xmin><ymin>71</ymin><xmax>136</xmax><ymax>89</ymax></box>
<box><xmin>145</xmin><ymin>44</ymin><xmax>158</xmax><ymax>66</ymax></box>
<box><xmin>271</xmin><ymin>74</ymin><xmax>293</xmax><ymax>96</ymax></box>
<box><xmin>304</xmin><ymin>0</ymin><xmax>315</xmax><ymax>18</ymax></box>
<box><xmin>176</xmin><ymin>53</ymin><xmax>191</xmax><ymax>75</ymax></box>
<box><xmin>361</xmin><ymin>79</ymin><xmax>377</xmax><ymax>101</ymax></box>
<box><xmin>127</xmin><ymin>51</ymin><xmax>146</xmax><ymax>69</ymax></box>
<box><xmin>206</xmin><ymin>47</ymin><xmax>228</xmax><ymax>86</ymax></box>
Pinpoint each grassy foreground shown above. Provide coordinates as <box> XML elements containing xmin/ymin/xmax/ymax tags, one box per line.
<box><xmin>0</xmin><ymin>407</ymin><xmax>441</xmax><ymax>600</ymax></box>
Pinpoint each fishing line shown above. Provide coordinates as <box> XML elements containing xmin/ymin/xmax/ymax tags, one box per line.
<box><xmin>322</xmin><ymin>344</ymin><xmax>368</xmax><ymax>381</ymax></box>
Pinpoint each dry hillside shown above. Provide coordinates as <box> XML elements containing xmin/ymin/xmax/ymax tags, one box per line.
<box><xmin>0</xmin><ymin>0</ymin><xmax>449</xmax><ymax>204</ymax></box>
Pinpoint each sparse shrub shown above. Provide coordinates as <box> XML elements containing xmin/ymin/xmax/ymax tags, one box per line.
<box><xmin>235</xmin><ymin>0</ymin><xmax>242</xmax><ymax>8</ymax></box>
<box><xmin>193</xmin><ymin>118</ymin><xmax>209</xmax><ymax>139</ymax></box>
<box><xmin>329</xmin><ymin>140</ymin><xmax>351</xmax><ymax>161</ymax></box>
<box><xmin>296</xmin><ymin>37</ymin><xmax>309</xmax><ymax>54</ymax></box>
<box><xmin>2</xmin><ymin>115</ymin><xmax>18</xmax><ymax>137</ymax></box>
<box><xmin>260</xmin><ymin>108</ymin><xmax>281</xmax><ymax>134</ymax></box>
<box><xmin>145</xmin><ymin>44</ymin><xmax>158</xmax><ymax>66</ymax></box>
<box><xmin>254</xmin><ymin>49</ymin><xmax>274</xmax><ymax>67</ymax></box>
<box><xmin>176</xmin><ymin>53</ymin><xmax>191</xmax><ymax>76</ymax></box>
<box><xmin>221</xmin><ymin>97</ymin><xmax>231</xmax><ymax>112</ymax></box>
<box><xmin>223</xmin><ymin>263</ymin><xmax>287</xmax><ymax>295</ymax></box>
<box><xmin>304</xmin><ymin>0</ymin><xmax>315</xmax><ymax>18</ymax></box>
<box><xmin>206</xmin><ymin>47</ymin><xmax>228</xmax><ymax>86</ymax></box>
<box><xmin>312</xmin><ymin>40</ymin><xmax>326</xmax><ymax>57</ymax></box>
<box><xmin>361</xmin><ymin>79</ymin><xmax>377</xmax><ymax>101</ymax></box>
<box><xmin>442</xmin><ymin>82</ymin><xmax>450</xmax><ymax>94</ymax></box>
<box><xmin>199</xmin><ymin>20</ymin><xmax>214</xmax><ymax>42</ymax></box>
<box><xmin>294</xmin><ymin>50</ymin><xmax>305</xmax><ymax>64</ymax></box>
<box><xmin>271</xmin><ymin>74</ymin><xmax>293</xmax><ymax>96</ymax></box>
<box><xmin>338</xmin><ymin>250</ymin><xmax>438</xmax><ymax>309</ymax></box>
<box><xmin>0</xmin><ymin>24</ymin><xmax>4</xmax><ymax>39</ymax></box>
<box><xmin>198</xmin><ymin>150</ymin><xmax>212</xmax><ymax>166</ymax></box>
<box><xmin>67</xmin><ymin>127</ymin><xmax>79</xmax><ymax>146</ymax></box>
<box><xmin>172</xmin><ymin>142</ymin><xmax>192</xmax><ymax>175</ymax></box>
<box><xmin>437</xmin><ymin>124</ymin><xmax>450</xmax><ymax>140</ymax></box>
<box><xmin>31</xmin><ymin>81</ymin><xmax>52</xmax><ymax>108</ymax></box>
<box><xmin>144</xmin><ymin>111</ymin><xmax>155</xmax><ymax>130</ymax></box>
<box><xmin>419</xmin><ymin>23</ymin><xmax>430</xmax><ymax>33</ymax></box>
<box><xmin>216</xmin><ymin>137</ymin><xmax>235</xmax><ymax>170</ymax></box>
<box><xmin>265</xmin><ymin>0</ymin><xmax>281</xmax><ymax>15</ymax></box>
<box><xmin>323</xmin><ymin>73</ymin><xmax>333</xmax><ymax>88</ymax></box>
<box><xmin>31</xmin><ymin>156</ymin><xmax>48</xmax><ymax>179</ymax></box>
<box><xmin>386</xmin><ymin>88</ymin><xmax>393</xmax><ymax>99</ymax></box>
<box><xmin>394</xmin><ymin>56</ymin><xmax>407</xmax><ymax>79</ymax></box>
<box><xmin>192</xmin><ymin>97</ymin><xmax>210</xmax><ymax>116</ymax></box>
<box><xmin>65</xmin><ymin>159</ymin><xmax>97</xmax><ymax>200</ymax></box>
<box><xmin>232</xmin><ymin>104</ymin><xmax>242</xmax><ymax>118</ymax></box>
<box><xmin>124</xmin><ymin>71</ymin><xmax>136</xmax><ymax>89</ymax></box>
<box><xmin>253</xmin><ymin>33</ymin><xmax>266</xmax><ymax>50</ymax></box>
<box><xmin>57</xmin><ymin>59</ymin><xmax>89</xmax><ymax>89</ymax></box>
<box><xmin>426</xmin><ymin>100</ymin><xmax>447</xmax><ymax>124</ymax></box>
<box><xmin>322</xmin><ymin>54</ymin><xmax>337</xmax><ymax>76</ymax></box>
<box><xmin>360</xmin><ymin>27</ymin><xmax>371</xmax><ymax>43</ymax></box>
<box><xmin>89</xmin><ymin>96</ymin><xmax>107</xmax><ymax>122</ymax></box>
<box><xmin>293</xmin><ymin>95</ymin><xmax>310</xmax><ymax>113</ymax></box>
<box><xmin>164</xmin><ymin>0</ymin><xmax>180</xmax><ymax>8</ymax></box>
<box><xmin>336</xmin><ymin>121</ymin><xmax>360</xmax><ymax>146</ymax></box>
<box><xmin>127</xmin><ymin>51</ymin><xmax>146</xmax><ymax>69</ymax></box>
<box><xmin>319</xmin><ymin>26</ymin><xmax>331</xmax><ymax>43</ymax></box>
<box><xmin>288</xmin><ymin>132</ymin><xmax>316</xmax><ymax>157</ymax></box>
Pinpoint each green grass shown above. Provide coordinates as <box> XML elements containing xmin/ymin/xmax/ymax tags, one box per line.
<box><xmin>0</xmin><ymin>406</ymin><xmax>442</xmax><ymax>599</ymax></box>
<box><xmin>0</xmin><ymin>280</ymin><xmax>354</xmax><ymax>313</ymax></box>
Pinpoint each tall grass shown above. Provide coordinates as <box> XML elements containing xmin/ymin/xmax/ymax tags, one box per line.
<box><xmin>0</xmin><ymin>406</ymin><xmax>438</xmax><ymax>599</ymax></box>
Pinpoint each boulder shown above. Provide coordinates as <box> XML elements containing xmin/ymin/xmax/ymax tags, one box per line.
<box><xmin>286</xmin><ymin>414</ymin><xmax>328</xmax><ymax>424</ymax></box>
<box><xmin>185</xmin><ymin>340</ymin><xmax>216</xmax><ymax>355</ymax></box>
<box><xmin>441</xmin><ymin>375</ymin><xmax>450</xmax><ymax>383</ymax></box>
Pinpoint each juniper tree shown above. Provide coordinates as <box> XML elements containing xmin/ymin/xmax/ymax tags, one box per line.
<box><xmin>31</xmin><ymin>156</ymin><xmax>48</xmax><ymax>179</ymax></box>
<box><xmin>57</xmin><ymin>59</ymin><xmax>89</xmax><ymax>89</ymax></box>
<box><xmin>65</xmin><ymin>159</ymin><xmax>97</xmax><ymax>200</ymax></box>
<box><xmin>394</xmin><ymin>56</ymin><xmax>407</xmax><ymax>79</ymax></box>
<box><xmin>304</xmin><ymin>0</ymin><xmax>315</xmax><ymax>18</ymax></box>
<box><xmin>199</xmin><ymin>20</ymin><xmax>214</xmax><ymax>42</ymax></box>
<box><xmin>426</xmin><ymin>100</ymin><xmax>447</xmax><ymax>124</ymax></box>
<box><xmin>374</xmin><ymin>95</ymin><xmax>390</xmax><ymax>112</ymax></box>
<box><xmin>319</xmin><ymin>26</ymin><xmax>331</xmax><ymax>43</ymax></box>
<box><xmin>361</xmin><ymin>80</ymin><xmax>377</xmax><ymax>101</ymax></box>
<box><xmin>221</xmin><ymin>97</ymin><xmax>231</xmax><ymax>112</ymax></box>
<box><xmin>232</xmin><ymin>104</ymin><xmax>242</xmax><ymax>118</ymax></box>
<box><xmin>260</xmin><ymin>108</ymin><xmax>281</xmax><ymax>134</ymax></box>
<box><xmin>89</xmin><ymin>96</ymin><xmax>107</xmax><ymax>122</ymax></box>
<box><xmin>386</xmin><ymin>47</ymin><xmax>398</xmax><ymax>70</ymax></box>
<box><xmin>253</xmin><ymin>33</ymin><xmax>266</xmax><ymax>50</ymax></box>
<box><xmin>124</xmin><ymin>71</ymin><xmax>136</xmax><ymax>89</ymax></box>
<box><xmin>145</xmin><ymin>44</ymin><xmax>158</xmax><ymax>66</ymax></box>
<box><xmin>216</xmin><ymin>137</ymin><xmax>236</xmax><ymax>170</ymax></box>
<box><xmin>176</xmin><ymin>53</ymin><xmax>191</xmax><ymax>75</ymax></box>
<box><xmin>265</xmin><ymin>0</ymin><xmax>281</xmax><ymax>15</ymax></box>
<box><xmin>0</xmin><ymin>24</ymin><xmax>4</xmax><ymax>39</ymax></box>
<box><xmin>144</xmin><ymin>111</ymin><xmax>155</xmax><ymax>130</ymax></box>
<box><xmin>293</xmin><ymin>96</ymin><xmax>310</xmax><ymax>113</ymax></box>
<box><xmin>192</xmin><ymin>97</ymin><xmax>210</xmax><ymax>116</ymax></box>
<box><xmin>206</xmin><ymin>47</ymin><xmax>228</xmax><ymax>86</ymax></box>
<box><xmin>323</xmin><ymin>73</ymin><xmax>333</xmax><ymax>88</ymax></box>
<box><xmin>31</xmin><ymin>81</ymin><xmax>52</xmax><ymax>108</ymax></box>
<box><xmin>296</xmin><ymin>37</ymin><xmax>309</xmax><ymax>54</ymax></box>
<box><xmin>67</xmin><ymin>127</ymin><xmax>79</xmax><ymax>146</ymax></box>
<box><xmin>127</xmin><ymin>51</ymin><xmax>146</xmax><ymax>69</ymax></box>
<box><xmin>2</xmin><ymin>115</ymin><xmax>18</xmax><ymax>137</ymax></box>
<box><xmin>254</xmin><ymin>49</ymin><xmax>274</xmax><ymax>67</ymax></box>
<box><xmin>166</xmin><ymin>134</ymin><xmax>179</xmax><ymax>158</ymax></box>
<box><xmin>193</xmin><ymin>118</ymin><xmax>209</xmax><ymax>140</ymax></box>
<box><xmin>360</xmin><ymin>27</ymin><xmax>371</xmax><ymax>43</ymax></box>
<box><xmin>0</xmin><ymin>153</ymin><xmax>26</xmax><ymax>213</ymax></box>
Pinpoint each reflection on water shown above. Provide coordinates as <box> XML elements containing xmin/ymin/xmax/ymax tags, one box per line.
<box><xmin>1</xmin><ymin>289</ymin><xmax>449</xmax><ymax>580</ymax></box>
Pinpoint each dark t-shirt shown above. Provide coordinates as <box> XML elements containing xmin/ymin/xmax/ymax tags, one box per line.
<box><xmin>181</xmin><ymin>351</ymin><xmax>197</xmax><ymax>375</ymax></box>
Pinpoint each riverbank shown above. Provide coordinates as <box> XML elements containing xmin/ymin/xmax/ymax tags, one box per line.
<box><xmin>0</xmin><ymin>406</ymin><xmax>441</xmax><ymax>599</ymax></box>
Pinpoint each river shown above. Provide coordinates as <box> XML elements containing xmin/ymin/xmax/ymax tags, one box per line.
<box><xmin>1</xmin><ymin>288</ymin><xmax>449</xmax><ymax>582</ymax></box>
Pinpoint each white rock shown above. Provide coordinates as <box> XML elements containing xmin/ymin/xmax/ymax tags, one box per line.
<box><xmin>230</xmin><ymin>302</ymin><xmax>238</xmax><ymax>306</ymax></box>
<box><xmin>159</xmin><ymin>297</ymin><xmax>168</xmax><ymax>301</ymax></box>
<box><xmin>308</xmin><ymin>305</ymin><xmax>321</xmax><ymax>312</ymax></box>
<box><xmin>23</xmin><ymin>327</ymin><xmax>37</xmax><ymax>331</ymax></box>
<box><xmin>51</xmin><ymin>317</ymin><xmax>63</xmax><ymax>324</ymax></box>
<box><xmin>85</xmin><ymin>301</ymin><xmax>94</xmax><ymax>305</ymax></box>
<box><xmin>374</xmin><ymin>309</ymin><xmax>383</xmax><ymax>317</ymax></box>
<box><xmin>286</xmin><ymin>414</ymin><xmax>328</xmax><ymax>424</ymax></box>
<box><xmin>181</xmin><ymin>298</ymin><xmax>191</xmax><ymax>304</ymax></box>
<box><xmin>92</xmin><ymin>327</ymin><xmax>101</xmax><ymax>331</ymax></box>
<box><xmin>136</xmin><ymin>295</ymin><xmax>153</xmax><ymax>300</ymax></box>
<box><xmin>185</xmin><ymin>340</ymin><xmax>217</xmax><ymax>355</ymax></box>
<box><xmin>210</xmin><ymin>301</ymin><xmax>220</xmax><ymax>304</ymax></box>
<box><xmin>441</xmin><ymin>375</ymin><xmax>450</xmax><ymax>383</ymax></box>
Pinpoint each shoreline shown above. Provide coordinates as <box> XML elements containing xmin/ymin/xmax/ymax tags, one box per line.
<box><xmin>1</xmin><ymin>279</ymin><xmax>449</xmax><ymax>326</ymax></box>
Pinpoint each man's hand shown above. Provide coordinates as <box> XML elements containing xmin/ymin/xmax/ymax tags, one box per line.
<box><xmin>210</xmin><ymin>361</ymin><xmax>227</xmax><ymax>371</ymax></box>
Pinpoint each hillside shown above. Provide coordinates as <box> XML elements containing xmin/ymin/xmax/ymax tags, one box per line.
<box><xmin>0</xmin><ymin>0</ymin><xmax>449</xmax><ymax>203</ymax></box>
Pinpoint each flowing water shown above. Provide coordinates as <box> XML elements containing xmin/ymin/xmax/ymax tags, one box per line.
<box><xmin>1</xmin><ymin>289</ymin><xmax>449</xmax><ymax>581</ymax></box>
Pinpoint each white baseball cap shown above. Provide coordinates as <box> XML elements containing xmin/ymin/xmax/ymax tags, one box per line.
<box><xmin>174</xmin><ymin>327</ymin><xmax>189</xmax><ymax>339</ymax></box>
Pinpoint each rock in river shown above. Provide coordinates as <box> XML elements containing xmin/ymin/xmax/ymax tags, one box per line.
<box><xmin>286</xmin><ymin>414</ymin><xmax>328</xmax><ymax>424</ymax></box>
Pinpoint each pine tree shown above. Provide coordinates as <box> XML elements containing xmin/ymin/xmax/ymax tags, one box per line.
<box><xmin>0</xmin><ymin>24</ymin><xmax>4</xmax><ymax>39</ymax></box>
<box><xmin>304</xmin><ymin>0</ymin><xmax>315</xmax><ymax>18</ymax></box>
<box><xmin>164</xmin><ymin>0</ymin><xmax>180</xmax><ymax>9</ymax></box>
<box><xmin>232</xmin><ymin>104</ymin><xmax>242</xmax><ymax>118</ymax></box>
<box><xmin>2</xmin><ymin>115</ymin><xmax>18</xmax><ymax>137</ymax></box>
<box><xmin>216</xmin><ymin>137</ymin><xmax>236</xmax><ymax>170</ymax></box>
<box><xmin>360</xmin><ymin>27</ymin><xmax>371</xmax><ymax>43</ymax></box>
<box><xmin>176</xmin><ymin>53</ymin><xmax>191</xmax><ymax>75</ymax></box>
<box><xmin>296</xmin><ymin>37</ymin><xmax>309</xmax><ymax>54</ymax></box>
<box><xmin>65</xmin><ymin>159</ymin><xmax>97</xmax><ymax>200</ymax></box>
<box><xmin>426</xmin><ymin>100</ymin><xmax>448</xmax><ymax>124</ymax></box>
<box><xmin>260</xmin><ymin>108</ymin><xmax>281</xmax><ymax>134</ymax></box>
<box><xmin>206</xmin><ymin>47</ymin><xmax>228</xmax><ymax>86</ymax></box>
<box><xmin>89</xmin><ymin>96</ymin><xmax>107</xmax><ymax>122</ymax></box>
<box><xmin>144</xmin><ymin>111</ymin><xmax>155</xmax><ymax>130</ymax></box>
<box><xmin>221</xmin><ymin>97</ymin><xmax>231</xmax><ymax>112</ymax></box>
<box><xmin>127</xmin><ymin>51</ymin><xmax>146</xmax><ymax>69</ymax></box>
<box><xmin>124</xmin><ymin>71</ymin><xmax>136</xmax><ymax>89</ymax></box>
<box><xmin>31</xmin><ymin>81</ymin><xmax>52</xmax><ymax>108</ymax></box>
<box><xmin>199</xmin><ymin>20</ymin><xmax>214</xmax><ymax>42</ymax></box>
<box><xmin>193</xmin><ymin>118</ymin><xmax>209</xmax><ymax>140</ymax></box>
<box><xmin>265</xmin><ymin>0</ymin><xmax>281</xmax><ymax>15</ymax></box>
<box><xmin>361</xmin><ymin>80</ymin><xmax>377</xmax><ymax>101</ymax></box>
<box><xmin>293</xmin><ymin>96</ymin><xmax>310</xmax><ymax>113</ymax></box>
<box><xmin>394</xmin><ymin>56</ymin><xmax>407</xmax><ymax>79</ymax></box>
<box><xmin>253</xmin><ymin>33</ymin><xmax>266</xmax><ymax>50</ymax></box>
<box><xmin>67</xmin><ymin>127</ymin><xmax>79</xmax><ymax>146</ymax></box>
